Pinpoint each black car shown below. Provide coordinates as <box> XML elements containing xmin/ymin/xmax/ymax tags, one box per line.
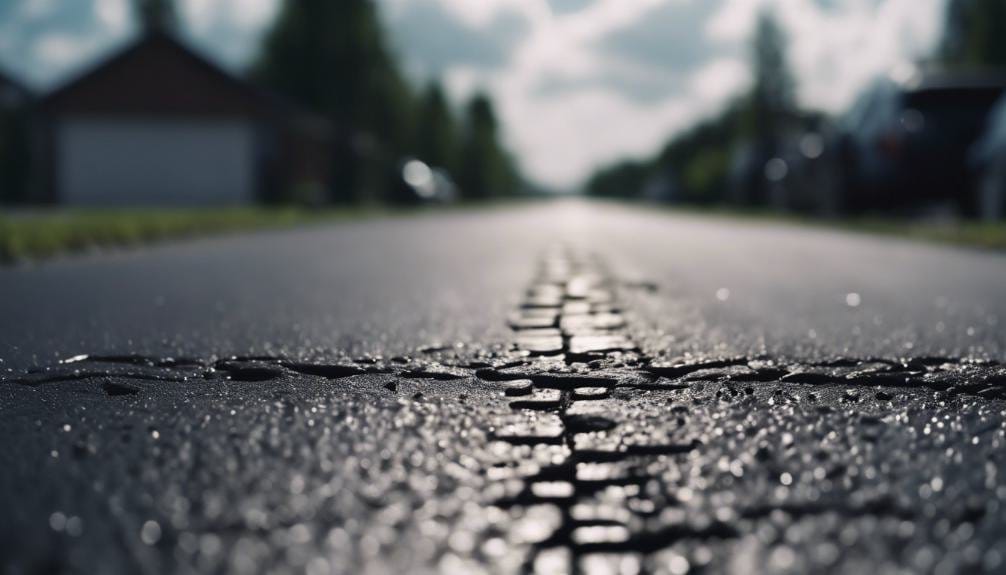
<box><xmin>834</xmin><ymin>72</ymin><xmax>1006</xmax><ymax>216</ymax></box>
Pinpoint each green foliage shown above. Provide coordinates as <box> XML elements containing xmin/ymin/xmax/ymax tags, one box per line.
<box><xmin>660</xmin><ymin>104</ymin><xmax>744</xmax><ymax>204</ymax></box>
<box><xmin>941</xmin><ymin>0</ymin><xmax>1006</xmax><ymax>69</ymax></box>
<box><xmin>256</xmin><ymin>1</ymin><xmax>521</xmax><ymax>204</ymax></box>
<box><xmin>0</xmin><ymin>203</ymin><xmax>543</xmax><ymax>263</ymax></box>
<box><xmin>256</xmin><ymin>0</ymin><xmax>416</xmax><ymax>203</ymax></box>
<box><xmin>741</xmin><ymin>10</ymin><xmax>797</xmax><ymax>142</ymax></box>
<box><xmin>682</xmin><ymin>148</ymin><xmax>730</xmax><ymax>203</ymax></box>
<box><xmin>414</xmin><ymin>83</ymin><xmax>458</xmax><ymax>173</ymax></box>
<box><xmin>458</xmin><ymin>93</ymin><xmax>519</xmax><ymax>199</ymax></box>
<box><xmin>0</xmin><ymin>208</ymin><xmax>380</xmax><ymax>262</ymax></box>
<box><xmin>584</xmin><ymin>8</ymin><xmax>798</xmax><ymax>208</ymax></box>
<box><xmin>586</xmin><ymin>102</ymin><xmax>743</xmax><ymax>202</ymax></box>
<box><xmin>584</xmin><ymin>161</ymin><xmax>651</xmax><ymax>199</ymax></box>
<box><xmin>258</xmin><ymin>0</ymin><xmax>402</xmax><ymax>127</ymax></box>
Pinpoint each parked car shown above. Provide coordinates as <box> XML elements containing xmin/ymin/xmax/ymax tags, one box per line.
<box><xmin>832</xmin><ymin>72</ymin><xmax>1006</xmax><ymax>216</ymax></box>
<box><xmin>972</xmin><ymin>94</ymin><xmax>1006</xmax><ymax>221</ymax></box>
<box><xmin>398</xmin><ymin>158</ymin><xmax>458</xmax><ymax>203</ymax></box>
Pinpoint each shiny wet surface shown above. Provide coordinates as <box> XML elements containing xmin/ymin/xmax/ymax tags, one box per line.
<box><xmin>1</xmin><ymin>201</ymin><xmax>1004</xmax><ymax>371</ymax></box>
<box><xmin>2</xmin><ymin>202</ymin><xmax>1006</xmax><ymax>573</ymax></box>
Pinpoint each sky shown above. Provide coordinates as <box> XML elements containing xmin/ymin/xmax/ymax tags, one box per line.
<box><xmin>0</xmin><ymin>0</ymin><xmax>948</xmax><ymax>190</ymax></box>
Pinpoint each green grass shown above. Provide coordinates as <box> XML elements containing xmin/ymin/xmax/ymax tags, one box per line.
<box><xmin>665</xmin><ymin>205</ymin><xmax>1006</xmax><ymax>251</ymax></box>
<box><xmin>2</xmin><ymin>201</ymin><xmax>1004</xmax><ymax>264</ymax></box>
<box><xmin>0</xmin><ymin>207</ymin><xmax>375</xmax><ymax>263</ymax></box>
<box><xmin>836</xmin><ymin>219</ymin><xmax>1006</xmax><ymax>251</ymax></box>
<box><xmin>0</xmin><ymin>199</ymin><xmax>545</xmax><ymax>263</ymax></box>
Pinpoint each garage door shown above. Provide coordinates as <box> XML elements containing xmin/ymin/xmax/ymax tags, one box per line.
<box><xmin>58</xmin><ymin>118</ymin><xmax>257</xmax><ymax>206</ymax></box>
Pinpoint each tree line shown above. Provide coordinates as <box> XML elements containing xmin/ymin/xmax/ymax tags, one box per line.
<box><xmin>584</xmin><ymin>10</ymin><xmax>807</xmax><ymax>206</ymax></box>
<box><xmin>254</xmin><ymin>0</ymin><xmax>522</xmax><ymax>204</ymax></box>
<box><xmin>585</xmin><ymin>0</ymin><xmax>1006</xmax><ymax>209</ymax></box>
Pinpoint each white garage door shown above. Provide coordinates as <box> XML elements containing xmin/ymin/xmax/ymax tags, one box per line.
<box><xmin>58</xmin><ymin>118</ymin><xmax>257</xmax><ymax>206</ymax></box>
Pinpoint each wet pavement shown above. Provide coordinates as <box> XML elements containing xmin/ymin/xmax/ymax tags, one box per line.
<box><xmin>2</xmin><ymin>201</ymin><xmax>1006</xmax><ymax>574</ymax></box>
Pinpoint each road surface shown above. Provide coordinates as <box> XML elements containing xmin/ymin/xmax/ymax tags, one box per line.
<box><xmin>2</xmin><ymin>201</ymin><xmax>1005</xmax><ymax>574</ymax></box>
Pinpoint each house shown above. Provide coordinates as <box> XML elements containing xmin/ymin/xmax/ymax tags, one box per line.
<box><xmin>39</xmin><ymin>31</ymin><xmax>329</xmax><ymax>206</ymax></box>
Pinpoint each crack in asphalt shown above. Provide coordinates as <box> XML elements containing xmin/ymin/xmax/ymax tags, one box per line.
<box><xmin>3</xmin><ymin>246</ymin><xmax>1006</xmax><ymax>573</ymax></box>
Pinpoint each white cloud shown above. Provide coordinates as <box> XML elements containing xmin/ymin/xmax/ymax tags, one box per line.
<box><xmin>460</xmin><ymin>0</ymin><xmax>750</xmax><ymax>188</ymax></box>
<box><xmin>442</xmin><ymin>65</ymin><xmax>484</xmax><ymax>103</ymax></box>
<box><xmin>428</xmin><ymin>0</ymin><xmax>694</xmax><ymax>187</ymax></box>
<box><xmin>431</xmin><ymin>0</ymin><xmax>540</xmax><ymax>28</ymax></box>
<box><xmin>690</xmin><ymin>57</ymin><xmax>750</xmax><ymax>103</ymax></box>
<box><xmin>21</xmin><ymin>0</ymin><xmax>59</xmax><ymax>19</ymax></box>
<box><xmin>176</xmin><ymin>0</ymin><xmax>280</xmax><ymax>67</ymax></box>
<box><xmin>471</xmin><ymin>0</ymin><xmax>947</xmax><ymax>188</ymax></box>
<box><xmin>503</xmin><ymin>87</ymin><xmax>695</xmax><ymax>187</ymax></box>
<box><xmin>705</xmin><ymin>0</ymin><xmax>947</xmax><ymax>112</ymax></box>
<box><xmin>95</xmin><ymin>0</ymin><xmax>129</xmax><ymax>30</ymax></box>
<box><xmin>180</xmin><ymin>0</ymin><xmax>279</xmax><ymax>32</ymax></box>
<box><xmin>493</xmin><ymin>53</ymin><xmax>752</xmax><ymax>187</ymax></box>
<box><xmin>706</xmin><ymin>0</ymin><xmax>767</xmax><ymax>43</ymax></box>
<box><xmin>34</xmin><ymin>33</ymin><xmax>102</xmax><ymax>68</ymax></box>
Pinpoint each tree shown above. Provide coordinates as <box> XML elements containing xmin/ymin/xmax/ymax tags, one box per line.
<box><xmin>0</xmin><ymin>91</ymin><xmax>31</xmax><ymax>205</ymax></box>
<box><xmin>581</xmin><ymin>11</ymin><xmax>807</xmax><ymax>208</ymax></box>
<box><xmin>257</xmin><ymin>1</ymin><xmax>522</xmax><ymax>203</ymax></box>
<box><xmin>458</xmin><ymin>93</ymin><xmax>516</xmax><ymax>199</ymax></box>
<box><xmin>414</xmin><ymin>83</ymin><xmax>457</xmax><ymax>173</ymax></box>
<box><xmin>256</xmin><ymin>0</ymin><xmax>415</xmax><ymax>203</ymax></box>
<box><xmin>940</xmin><ymin>0</ymin><xmax>1006</xmax><ymax>70</ymax></box>
<box><xmin>656</xmin><ymin>102</ymin><xmax>745</xmax><ymax>204</ymax></box>
<box><xmin>584</xmin><ymin>160</ymin><xmax>651</xmax><ymax>200</ymax></box>
<box><xmin>742</xmin><ymin>9</ymin><xmax>797</xmax><ymax>141</ymax></box>
<box><xmin>134</xmin><ymin>0</ymin><xmax>177</xmax><ymax>32</ymax></box>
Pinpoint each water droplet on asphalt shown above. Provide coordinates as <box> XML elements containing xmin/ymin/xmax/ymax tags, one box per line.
<box><xmin>65</xmin><ymin>516</ymin><xmax>83</xmax><ymax>537</ymax></box>
<box><xmin>49</xmin><ymin>512</ymin><xmax>66</xmax><ymax>531</ymax></box>
<box><xmin>140</xmin><ymin>520</ymin><xmax>161</xmax><ymax>545</ymax></box>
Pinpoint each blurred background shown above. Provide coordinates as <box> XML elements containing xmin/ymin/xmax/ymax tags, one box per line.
<box><xmin>0</xmin><ymin>0</ymin><xmax>1004</xmax><ymax>257</ymax></box>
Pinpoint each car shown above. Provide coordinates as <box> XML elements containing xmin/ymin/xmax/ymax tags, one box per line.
<box><xmin>832</xmin><ymin>72</ymin><xmax>1005</xmax><ymax>216</ymax></box>
<box><xmin>972</xmin><ymin>94</ymin><xmax>1006</xmax><ymax>221</ymax></box>
<box><xmin>398</xmin><ymin>158</ymin><xmax>458</xmax><ymax>203</ymax></box>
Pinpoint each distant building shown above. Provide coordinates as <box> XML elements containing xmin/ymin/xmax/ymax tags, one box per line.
<box><xmin>39</xmin><ymin>31</ymin><xmax>329</xmax><ymax>206</ymax></box>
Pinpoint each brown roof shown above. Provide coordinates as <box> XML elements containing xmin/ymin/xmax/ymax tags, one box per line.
<box><xmin>41</xmin><ymin>31</ymin><xmax>274</xmax><ymax>118</ymax></box>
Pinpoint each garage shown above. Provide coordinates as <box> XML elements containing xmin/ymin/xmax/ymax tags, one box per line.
<box><xmin>40</xmin><ymin>32</ymin><xmax>283</xmax><ymax>206</ymax></box>
<box><xmin>58</xmin><ymin>118</ymin><xmax>256</xmax><ymax>206</ymax></box>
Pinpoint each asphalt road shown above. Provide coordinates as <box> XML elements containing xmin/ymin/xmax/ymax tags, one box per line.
<box><xmin>1</xmin><ymin>200</ymin><xmax>1004</xmax><ymax>369</ymax></box>
<box><xmin>2</xmin><ymin>200</ymin><xmax>1006</xmax><ymax>574</ymax></box>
